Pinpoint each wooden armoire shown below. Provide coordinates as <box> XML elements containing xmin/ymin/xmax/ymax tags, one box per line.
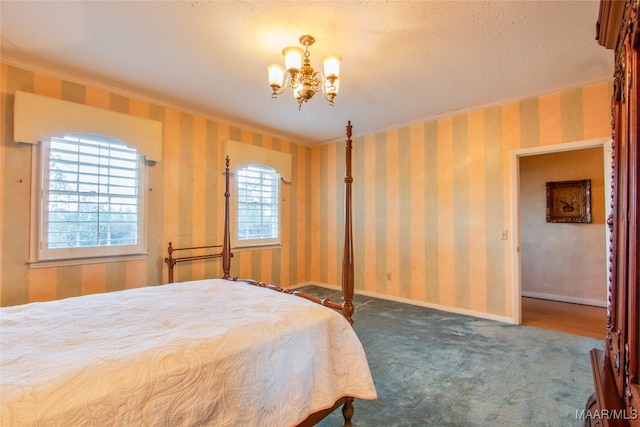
<box><xmin>588</xmin><ymin>1</ymin><xmax>639</xmax><ymax>425</ymax></box>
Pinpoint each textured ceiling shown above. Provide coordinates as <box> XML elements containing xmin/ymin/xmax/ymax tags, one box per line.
<box><xmin>0</xmin><ymin>1</ymin><xmax>612</xmax><ymax>146</ymax></box>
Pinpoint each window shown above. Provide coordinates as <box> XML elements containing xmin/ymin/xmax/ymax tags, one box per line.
<box><xmin>234</xmin><ymin>164</ymin><xmax>280</xmax><ymax>248</ymax></box>
<box><xmin>31</xmin><ymin>133</ymin><xmax>147</xmax><ymax>263</ymax></box>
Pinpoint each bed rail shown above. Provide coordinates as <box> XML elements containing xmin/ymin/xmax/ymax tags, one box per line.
<box><xmin>164</xmin><ymin>243</ymin><xmax>229</xmax><ymax>283</ymax></box>
<box><xmin>165</xmin><ymin>157</ymin><xmax>233</xmax><ymax>284</ymax></box>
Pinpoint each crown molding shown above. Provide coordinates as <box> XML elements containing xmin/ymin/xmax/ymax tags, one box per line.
<box><xmin>321</xmin><ymin>75</ymin><xmax>613</xmax><ymax>147</ymax></box>
<box><xmin>1</xmin><ymin>56</ymin><xmax>307</xmax><ymax>147</ymax></box>
<box><xmin>4</xmin><ymin>56</ymin><xmax>612</xmax><ymax>149</ymax></box>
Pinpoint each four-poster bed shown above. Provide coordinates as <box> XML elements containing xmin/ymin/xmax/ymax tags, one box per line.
<box><xmin>1</xmin><ymin>121</ymin><xmax>375</xmax><ymax>426</ymax></box>
<box><xmin>166</xmin><ymin>121</ymin><xmax>357</xmax><ymax>324</ymax></box>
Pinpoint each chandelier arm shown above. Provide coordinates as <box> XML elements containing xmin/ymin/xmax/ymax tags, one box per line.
<box><xmin>320</xmin><ymin>90</ymin><xmax>336</xmax><ymax>106</ymax></box>
<box><xmin>287</xmin><ymin>72</ymin><xmax>301</xmax><ymax>90</ymax></box>
<box><xmin>309</xmin><ymin>71</ymin><xmax>323</xmax><ymax>91</ymax></box>
<box><xmin>317</xmin><ymin>72</ymin><xmax>337</xmax><ymax>105</ymax></box>
<box><xmin>271</xmin><ymin>73</ymin><xmax>293</xmax><ymax>97</ymax></box>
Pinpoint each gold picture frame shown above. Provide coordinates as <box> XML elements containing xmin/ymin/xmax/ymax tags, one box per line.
<box><xmin>545</xmin><ymin>179</ymin><xmax>592</xmax><ymax>223</ymax></box>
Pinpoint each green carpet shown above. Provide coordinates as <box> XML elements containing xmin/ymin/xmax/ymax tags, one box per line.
<box><xmin>298</xmin><ymin>286</ymin><xmax>604</xmax><ymax>427</ymax></box>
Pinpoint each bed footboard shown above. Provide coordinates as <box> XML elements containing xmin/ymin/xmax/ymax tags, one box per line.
<box><xmin>164</xmin><ymin>242</ymin><xmax>230</xmax><ymax>283</ymax></box>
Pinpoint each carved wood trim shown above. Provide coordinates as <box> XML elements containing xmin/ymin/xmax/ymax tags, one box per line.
<box><xmin>608</xmin><ymin>94</ymin><xmax>621</xmax><ymax>337</ymax></box>
<box><xmin>590</xmin><ymin>349</ymin><xmax>628</xmax><ymax>426</ymax></box>
<box><xmin>594</xmin><ymin>1</ymin><xmax>640</xmax><ymax>425</ymax></box>
<box><xmin>629</xmin><ymin>384</ymin><xmax>640</xmax><ymax>426</ymax></box>
<box><xmin>626</xmin><ymin>0</ymin><xmax>639</xmax><ymax>390</ymax></box>
<box><xmin>597</xmin><ymin>0</ymin><xmax>627</xmax><ymax>49</ymax></box>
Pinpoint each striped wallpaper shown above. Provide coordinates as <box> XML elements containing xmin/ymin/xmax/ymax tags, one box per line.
<box><xmin>0</xmin><ymin>63</ymin><xmax>312</xmax><ymax>306</ymax></box>
<box><xmin>310</xmin><ymin>83</ymin><xmax>612</xmax><ymax>319</ymax></box>
<box><xmin>1</xmin><ymin>62</ymin><xmax>612</xmax><ymax>320</ymax></box>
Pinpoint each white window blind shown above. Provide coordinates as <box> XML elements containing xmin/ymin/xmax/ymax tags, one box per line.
<box><xmin>34</xmin><ymin>133</ymin><xmax>146</xmax><ymax>262</ymax></box>
<box><xmin>235</xmin><ymin>164</ymin><xmax>280</xmax><ymax>247</ymax></box>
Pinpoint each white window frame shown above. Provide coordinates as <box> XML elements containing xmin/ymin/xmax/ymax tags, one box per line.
<box><xmin>232</xmin><ymin>164</ymin><xmax>281</xmax><ymax>249</ymax></box>
<box><xmin>30</xmin><ymin>133</ymin><xmax>148</xmax><ymax>267</ymax></box>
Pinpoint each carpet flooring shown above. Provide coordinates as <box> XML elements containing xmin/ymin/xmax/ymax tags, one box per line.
<box><xmin>297</xmin><ymin>286</ymin><xmax>604</xmax><ymax>427</ymax></box>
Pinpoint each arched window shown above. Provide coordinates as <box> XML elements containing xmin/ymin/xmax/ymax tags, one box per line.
<box><xmin>31</xmin><ymin>133</ymin><xmax>147</xmax><ymax>264</ymax></box>
<box><xmin>234</xmin><ymin>164</ymin><xmax>280</xmax><ymax>248</ymax></box>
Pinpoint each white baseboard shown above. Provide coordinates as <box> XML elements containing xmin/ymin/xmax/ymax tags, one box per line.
<box><xmin>521</xmin><ymin>291</ymin><xmax>606</xmax><ymax>307</ymax></box>
<box><xmin>294</xmin><ymin>282</ymin><xmax>517</xmax><ymax>325</ymax></box>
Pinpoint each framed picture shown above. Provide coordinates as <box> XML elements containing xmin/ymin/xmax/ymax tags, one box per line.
<box><xmin>545</xmin><ymin>179</ymin><xmax>592</xmax><ymax>223</ymax></box>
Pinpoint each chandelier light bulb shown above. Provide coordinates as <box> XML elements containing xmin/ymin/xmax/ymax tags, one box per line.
<box><xmin>267</xmin><ymin>64</ymin><xmax>286</xmax><ymax>90</ymax></box>
<box><xmin>282</xmin><ymin>47</ymin><xmax>303</xmax><ymax>72</ymax></box>
<box><xmin>322</xmin><ymin>55</ymin><xmax>341</xmax><ymax>79</ymax></box>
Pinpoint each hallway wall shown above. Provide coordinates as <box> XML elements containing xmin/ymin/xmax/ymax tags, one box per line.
<box><xmin>519</xmin><ymin>147</ymin><xmax>606</xmax><ymax>306</ymax></box>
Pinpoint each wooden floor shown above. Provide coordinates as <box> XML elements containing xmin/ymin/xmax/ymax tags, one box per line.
<box><xmin>521</xmin><ymin>297</ymin><xmax>607</xmax><ymax>340</ymax></box>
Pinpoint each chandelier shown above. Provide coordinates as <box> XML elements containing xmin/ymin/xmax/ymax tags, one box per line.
<box><xmin>267</xmin><ymin>35</ymin><xmax>341</xmax><ymax>110</ymax></box>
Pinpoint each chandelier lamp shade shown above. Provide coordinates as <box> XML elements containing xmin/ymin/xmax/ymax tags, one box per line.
<box><xmin>267</xmin><ymin>35</ymin><xmax>341</xmax><ymax>110</ymax></box>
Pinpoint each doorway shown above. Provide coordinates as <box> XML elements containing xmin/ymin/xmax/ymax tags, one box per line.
<box><xmin>509</xmin><ymin>138</ymin><xmax>611</xmax><ymax>331</ymax></box>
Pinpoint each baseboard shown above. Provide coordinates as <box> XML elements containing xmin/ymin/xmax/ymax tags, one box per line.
<box><xmin>293</xmin><ymin>282</ymin><xmax>517</xmax><ymax>325</ymax></box>
<box><xmin>521</xmin><ymin>291</ymin><xmax>606</xmax><ymax>307</ymax></box>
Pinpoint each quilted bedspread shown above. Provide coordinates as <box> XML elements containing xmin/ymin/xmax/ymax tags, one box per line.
<box><xmin>0</xmin><ymin>279</ymin><xmax>376</xmax><ymax>426</ymax></box>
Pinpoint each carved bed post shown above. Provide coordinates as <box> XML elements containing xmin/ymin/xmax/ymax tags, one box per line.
<box><xmin>222</xmin><ymin>156</ymin><xmax>231</xmax><ymax>279</ymax></box>
<box><xmin>165</xmin><ymin>242</ymin><xmax>175</xmax><ymax>283</ymax></box>
<box><xmin>342</xmin><ymin>121</ymin><xmax>355</xmax><ymax>325</ymax></box>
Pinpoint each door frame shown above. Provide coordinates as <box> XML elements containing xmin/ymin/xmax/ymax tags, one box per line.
<box><xmin>509</xmin><ymin>137</ymin><xmax>612</xmax><ymax>324</ymax></box>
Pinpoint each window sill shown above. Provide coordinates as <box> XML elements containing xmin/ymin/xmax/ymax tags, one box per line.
<box><xmin>232</xmin><ymin>244</ymin><xmax>282</xmax><ymax>253</ymax></box>
<box><xmin>28</xmin><ymin>253</ymin><xmax>148</xmax><ymax>269</ymax></box>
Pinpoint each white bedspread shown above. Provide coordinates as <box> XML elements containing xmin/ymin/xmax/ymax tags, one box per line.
<box><xmin>1</xmin><ymin>279</ymin><xmax>376</xmax><ymax>426</ymax></box>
